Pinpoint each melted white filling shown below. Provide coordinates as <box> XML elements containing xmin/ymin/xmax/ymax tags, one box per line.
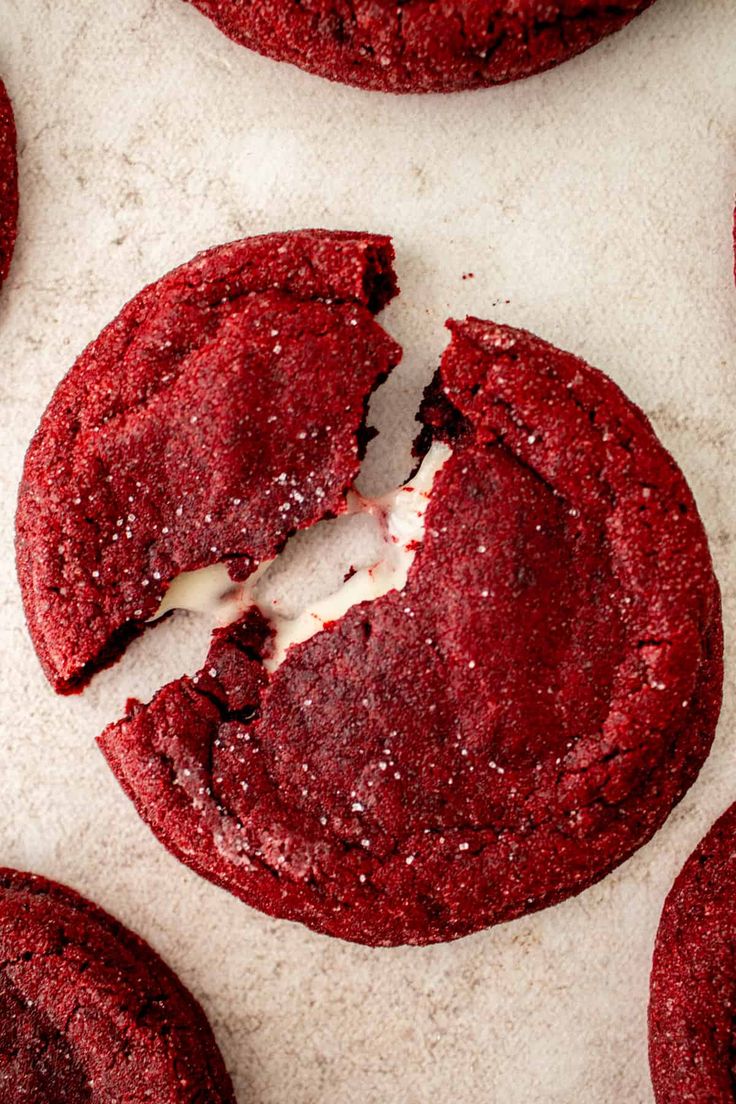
<box><xmin>154</xmin><ymin>562</ymin><xmax>241</xmax><ymax>619</ymax></box>
<box><xmin>150</xmin><ymin>441</ymin><xmax>452</xmax><ymax>672</ymax></box>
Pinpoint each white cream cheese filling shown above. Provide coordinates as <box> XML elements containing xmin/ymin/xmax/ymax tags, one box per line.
<box><xmin>150</xmin><ymin>440</ymin><xmax>452</xmax><ymax>672</ymax></box>
<box><xmin>154</xmin><ymin>562</ymin><xmax>242</xmax><ymax>619</ymax></box>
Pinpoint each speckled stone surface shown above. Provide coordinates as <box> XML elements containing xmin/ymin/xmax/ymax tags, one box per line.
<box><xmin>1</xmin><ymin>1</ymin><xmax>735</xmax><ymax>1101</ymax></box>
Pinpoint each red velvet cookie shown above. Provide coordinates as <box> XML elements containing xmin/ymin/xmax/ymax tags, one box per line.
<box><xmin>16</xmin><ymin>229</ymin><xmax>399</xmax><ymax>693</ymax></box>
<box><xmin>0</xmin><ymin>79</ymin><xmax>18</xmax><ymax>289</ymax></box>
<box><xmin>98</xmin><ymin>318</ymin><xmax>722</xmax><ymax>946</ymax></box>
<box><xmin>183</xmin><ymin>0</ymin><xmax>656</xmax><ymax>93</ymax></box>
<box><xmin>649</xmin><ymin>803</ymin><xmax>736</xmax><ymax>1103</ymax></box>
<box><xmin>0</xmin><ymin>868</ymin><xmax>235</xmax><ymax>1101</ymax></box>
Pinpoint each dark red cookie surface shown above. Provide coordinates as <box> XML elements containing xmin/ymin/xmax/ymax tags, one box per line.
<box><xmin>183</xmin><ymin>0</ymin><xmax>655</xmax><ymax>93</ymax></box>
<box><xmin>649</xmin><ymin>802</ymin><xmax>736</xmax><ymax>1103</ymax></box>
<box><xmin>16</xmin><ymin>229</ymin><xmax>399</xmax><ymax>693</ymax></box>
<box><xmin>0</xmin><ymin>79</ymin><xmax>18</xmax><ymax>289</ymax></box>
<box><xmin>0</xmin><ymin>868</ymin><xmax>235</xmax><ymax>1101</ymax></box>
<box><xmin>99</xmin><ymin>319</ymin><xmax>722</xmax><ymax>946</ymax></box>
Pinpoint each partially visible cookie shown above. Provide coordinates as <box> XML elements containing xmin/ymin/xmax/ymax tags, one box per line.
<box><xmin>183</xmin><ymin>0</ymin><xmax>656</xmax><ymax>93</ymax></box>
<box><xmin>649</xmin><ymin>803</ymin><xmax>736</xmax><ymax>1103</ymax></box>
<box><xmin>99</xmin><ymin>319</ymin><xmax>722</xmax><ymax>946</ymax></box>
<box><xmin>0</xmin><ymin>79</ymin><xmax>18</xmax><ymax>289</ymax></box>
<box><xmin>0</xmin><ymin>868</ymin><xmax>235</xmax><ymax>1101</ymax></box>
<box><xmin>16</xmin><ymin>229</ymin><xmax>400</xmax><ymax>693</ymax></box>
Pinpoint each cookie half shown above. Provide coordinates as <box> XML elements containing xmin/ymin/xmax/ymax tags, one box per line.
<box><xmin>649</xmin><ymin>803</ymin><xmax>736</xmax><ymax>1103</ymax></box>
<box><xmin>0</xmin><ymin>868</ymin><xmax>235</xmax><ymax>1101</ymax></box>
<box><xmin>16</xmin><ymin>229</ymin><xmax>399</xmax><ymax>693</ymax></box>
<box><xmin>98</xmin><ymin>318</ymin><xmax>722</xmax><ymax>946</ymax></box>
<box><xmin>0</xmin><ymin>79</ymin><xmax>18</xmax><ymax>289</ymax></box>
<box><xmin>183</xmin><ymin>0</ymin><xmax>656</xmax><ymax>93</ymax></box>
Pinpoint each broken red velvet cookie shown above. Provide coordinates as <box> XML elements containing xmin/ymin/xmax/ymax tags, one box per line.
<box><xmin>649</xmin><ymin>803</ymin><xmax>736</xmax><ymax>1103</ymax></box>
<box><xmin>98</xmin><ymin>321</ymin><xmax>722</xmax><ymax>946</ymax></box>
<box><xmin>182</xmin><ymin>0</ymin><xmax>656</xmax><ymax>93</ymax></box>
<box><xmin>16</xmin><ymin>229</ymin><xmax>399</xmax><ymax>693</ymax></box>
<box><xmin>18</xmin><ymin>234</ymin><xmax>722</xmax><ymax>946</ymax></box>
<box><xmin>0</xmin><ymin>79</ymin><xmax>18</xmax><ymax>290</ymax></box>
<box><xmin>0</xmin><ymin>868</ymin><xmax>235</xmax><ymax>1101</ymax></box>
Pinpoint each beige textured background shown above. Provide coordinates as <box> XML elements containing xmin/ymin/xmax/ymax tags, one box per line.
<box><xmin>1</xmin><ymin>1</ymin><xmax>735</xmax><ymax>1100</ymax></box>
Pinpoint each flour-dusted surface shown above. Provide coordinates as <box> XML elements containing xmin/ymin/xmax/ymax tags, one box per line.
<box><xmin>0</xmin><ymin>1</ymin><xmax>734</xmax><ymax>1101</ymax></box>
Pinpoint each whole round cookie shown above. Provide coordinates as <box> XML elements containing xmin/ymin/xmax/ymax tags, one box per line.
<box><xmin>16</xmin><ymin>229</ymin><xmax>399</xmax><ymax>693</ymax></box>
<box><xmin>649</xmin><ymin>803</ymin><xmax>736</xmax><ymax>1103</ymax></box>
<box><xmin>98</xmin><ymin>316</ymin><xmax>722</xmax><ymax>946</ymax></box>
<box><xmin>0</xmin><ymin>79</ymin><xmax>18</xmax><ymax>289</ymax></box>
<box><xmin>0</xmin><ymin>868</ymin><xmax>235</xmax><ymax>1101</ymax></box>
<box><xmin>183</xmin><ymin>0</ymin><xmax>656</xmax><ymax>93</ymax></box>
